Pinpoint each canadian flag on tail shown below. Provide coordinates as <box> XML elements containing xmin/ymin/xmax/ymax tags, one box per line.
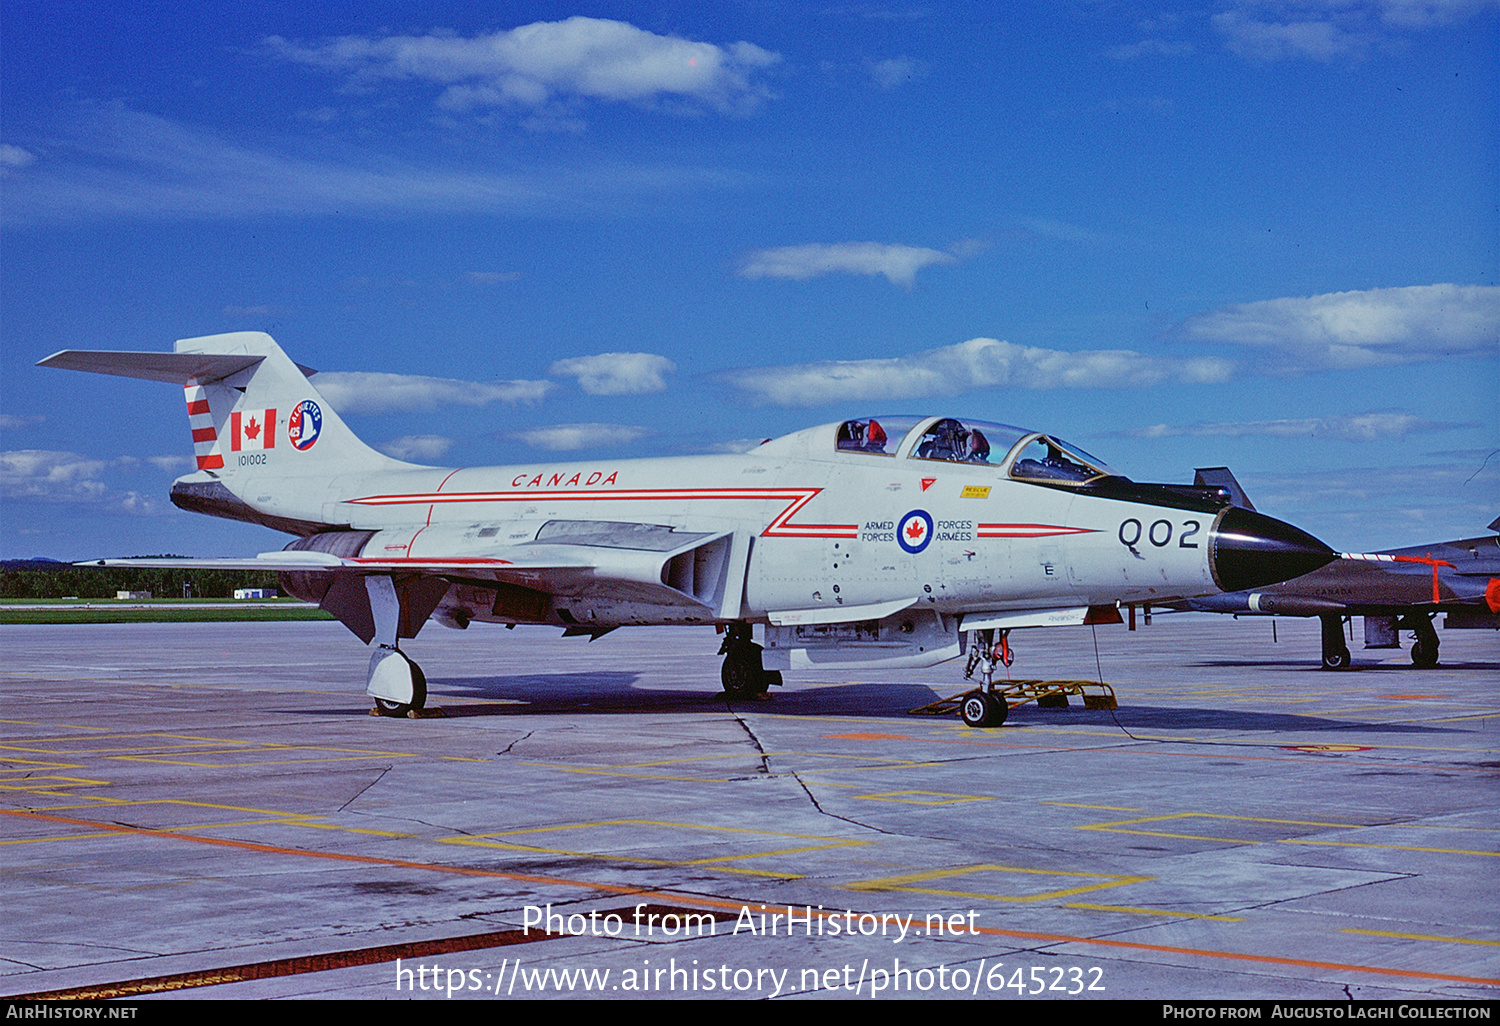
<box><xmin>231</xmin><ymin>409</ymin><xmax>276</xmax><ymax>451</ymax></box>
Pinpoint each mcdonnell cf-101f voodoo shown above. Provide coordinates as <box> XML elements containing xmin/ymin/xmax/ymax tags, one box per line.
<box><xmin>41</xmin><ymin>332</ymin><xmax>1338</xmax><ymax>726</ymax></box>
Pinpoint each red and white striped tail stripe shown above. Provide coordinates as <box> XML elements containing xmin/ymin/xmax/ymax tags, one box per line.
<box><xmin>184</xmin><ymin>383</ymin><xmax>223</xmax><ymax>470</ymax></box>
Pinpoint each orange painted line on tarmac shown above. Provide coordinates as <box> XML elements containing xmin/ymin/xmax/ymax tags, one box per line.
<box><xmin>7</xmin><ymin>809</ymin><xmax>1498</xmax><ymax>990</ymax></box>
<box><xmin>1</xmin><ymin>808</ymin><xmax>646</xmax><ymax>894</ymax></box>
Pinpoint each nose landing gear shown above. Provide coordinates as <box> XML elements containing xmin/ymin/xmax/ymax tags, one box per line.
<box><xmin>960</xmin><ymin>628</ymin><xmax>1011</xmax><ymax>728</ymax></box>
<box><xmin>719</xmin><ymin>623</ymin><xmax>781</xmax><ymax>699</ymax></box>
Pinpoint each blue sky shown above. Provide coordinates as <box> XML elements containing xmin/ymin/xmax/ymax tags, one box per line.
<box><xmin>2</xmin><ymin>1</ymin><xmax>1497</xmax><ymax>559</ymax></box>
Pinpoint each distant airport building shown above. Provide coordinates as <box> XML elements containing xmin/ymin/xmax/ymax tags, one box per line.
<box><xmin>233</xmin><ymin>588</ymin><xmax>278</xmax><ymax>600</ymax></box>
<box><xmin>116</xmin><ymin>591</ymin><xmax>152</xmax><ymax>600</ymax></box>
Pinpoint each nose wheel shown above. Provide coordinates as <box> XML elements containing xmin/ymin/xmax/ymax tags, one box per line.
<box><xmin>959</xmin><ymin>628</ymin><xmax>1012</xmax><ymax>728</ymax></box>
<box><xmin>960</xmin><ymin>689</ymin><xmax>1008</xmax><ymax>728</ymax></box>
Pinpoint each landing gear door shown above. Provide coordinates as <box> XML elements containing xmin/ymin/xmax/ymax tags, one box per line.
<box><xmin>716</xmin><ymin>531</ymin><xmax>754</xmax><ymax>621</ymax></box>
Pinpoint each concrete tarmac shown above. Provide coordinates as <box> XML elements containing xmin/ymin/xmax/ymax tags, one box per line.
<box><xmin>2</xmin><ymin>616</ymin><xmax>1496</xmax><ymax>1001</ymax></box>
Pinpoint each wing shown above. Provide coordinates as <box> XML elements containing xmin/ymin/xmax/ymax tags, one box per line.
<box><xmin>85</xmin><ymin>520</ymin><xmax>746</xmax><ymax>642</ymax></box>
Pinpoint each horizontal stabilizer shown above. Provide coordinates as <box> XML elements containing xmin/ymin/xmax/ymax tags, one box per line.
<box><xmin>38</xmin><ymin>348</ymin><xmax>317</xmax><ymax>385</ymax></box>
<box><xmin>39</xmin><ymin>350</ymin><xmax>266</xmax><ymax>385</ymax></box>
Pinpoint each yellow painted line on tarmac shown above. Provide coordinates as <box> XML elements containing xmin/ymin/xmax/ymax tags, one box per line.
<box><xmin>1079</xmin><ymin>812</ymin><xmax>1364</xmax><ymax>844</ymax></box>
<box><xmin>513</xmin><ymin>765</ymin><xmax>749</xmax><ymax>783</ymax></box>
<box><xmin>114</xmin><ymin>752</ymin><xmax>422</xmax><ymax>768</ymax></box>
<box><xmin>0</xmin><ymin>775</ymin><xmax>110</xmax><ymax>791</ymax></box>
<box><xmin>1283</xmin><ymin>839</ymin><xmax>1500</xmax><ymax>858</ymax></box>
<box><xmin>442</xmin><ymin>818</ymin><xmax>867</xmax><ymax>878</ymax></box>
<box><xmin>1041</xmin><ymin>802</ymin><xmax>1143</xmax><ymax>812</ymax></box>
<box><xmin>1063</xmin><ymin>903</ymin><xmax>1244</xmax><ymax>921</ymax></box>
<box><xmin>1342</xmin><ymin>929</ymin><xmax>1500</xmax><ymax>946</ymax></box>
<box><xmin>1</xmin><ymin>829</ymin><xmax>133</xmax><ymax>846</ymax></box>
<box><xmin>846</xmin><ymin>864</ymin><xmax>1151</xmax><ymax>903</ymax></box>
<box><xmin>856</xmin><ymin>790</ymin><xmax>994</xmax><ymax>805</ymax></box>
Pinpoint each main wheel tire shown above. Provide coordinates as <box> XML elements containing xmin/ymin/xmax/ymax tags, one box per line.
<box><xmin>1322</xmin><ymin>646</ymin><xmax>1351</xmax><ymax>671</ymax></box>
<box><xmin>373</xmin><ymin>653</ymin><xmax>427</xmax><ymax>715</ymax></box>
<box><xmin>722</xmin><ymin>652</ymin><xmax>760</xmax><ymax>698</ymax></box>
<box><xmin>1410</xmin><ymin>640</ymin><xmax>1439</xmax><ymax>668</ymax></box>
<box><xmin>960</xmin><ymin>690</ymin><xmax>1008</xmax><ymax>728</ymax></box>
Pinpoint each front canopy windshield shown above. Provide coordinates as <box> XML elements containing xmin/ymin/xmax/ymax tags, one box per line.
<box><xmin>1007</xmin><ymin>435</ymin><xmax>1116</xmax><ymax>485</ymax></box>
<box><xmin>908</xmin><ymin>418</ymin><xmax>1031</xmax><ymax>465</ymax></box>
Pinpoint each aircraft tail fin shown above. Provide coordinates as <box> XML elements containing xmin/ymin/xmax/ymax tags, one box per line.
<box><xmin>39</xmin><ymin>332</ymin><xmax>417</xmax><ymax>523</ymax></box>
<box><xmin>1194</xmin><ymin>467</ymin><xmax>1256</xmax><ymax>511</ymax></box>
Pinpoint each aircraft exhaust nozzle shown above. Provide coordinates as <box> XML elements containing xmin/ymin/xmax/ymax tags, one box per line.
<box><xmin>1209</xmin><ymin>507</ymin><xmax>1337</xmax><ymax>593</ymax></box>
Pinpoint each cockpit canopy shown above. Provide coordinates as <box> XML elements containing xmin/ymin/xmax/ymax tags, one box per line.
<box><xmin>835</xmin><ymin>416</ymin><xmax>1116</xmax><ymax>487</ymax></box>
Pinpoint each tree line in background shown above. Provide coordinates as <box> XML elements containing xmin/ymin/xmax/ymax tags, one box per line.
<box><xmin>0</xmin><ymin>562</ymin><xmax>283</xmax><ymax>600</ymax></box>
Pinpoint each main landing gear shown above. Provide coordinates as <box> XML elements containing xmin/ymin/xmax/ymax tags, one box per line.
<box><xmin>368</xmin><ymin>645</ymin><xmax>427</xmax><ymax>716</ymax></box>
<box><xmin>1320</xmin><ymin>615</ymin><xmax>1352</xmax><ymax>670</ymax></box>
<box><xmin>364</xmin><ymin>575</ymin><xmax>428</xmax><ymax>716</ymax></box>
<box><xmin>719</xmin><ymin>623</ymin><xmax>781</xmax><ymax>699</ymax></box>
<box><xmin>959</xmin><ymin>628</ymin><xmax>1011</xmax><ymax>728</ymax></box>
<box><xmin>1321</xmin><ymin>611</ymin><xmax>1441</xmax><ymax>670</ymax></box>
<box><xmin>1405</xmin><ymin>612</ymin><xmax>1440</xmax><ymax>669</ymax></box>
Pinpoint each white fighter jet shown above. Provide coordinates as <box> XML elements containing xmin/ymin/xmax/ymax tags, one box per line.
<box><xmin>40</xmin><ymin>332</ymin><xmax>1337</xmax><ymax>726</ymax></box>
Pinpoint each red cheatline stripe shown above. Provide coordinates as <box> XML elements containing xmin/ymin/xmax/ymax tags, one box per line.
<box><xmin>978</xmin><ymin>524</ymin><xmax>1097</xmax><ymax>537</ymax></box>
<box><xmin>347</xmin><ymin>557</ymin><xmax>515</xmax><ymax>566</ymax></box>
<box><xmin>348</xmin><ymin>487</ymin><xmax>861</xmax><ymax>540</ymax></box>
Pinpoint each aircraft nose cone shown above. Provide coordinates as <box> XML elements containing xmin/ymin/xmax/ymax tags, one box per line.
<box><xmin>1210</xmin><ymin>507</ymin><xmax>1337</xmax><ymax>593</ymax></box>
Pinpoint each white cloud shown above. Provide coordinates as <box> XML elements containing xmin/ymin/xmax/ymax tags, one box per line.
<box><xmin>1375</xmin><ymin>0</ymin><xmax>1500</xmax><ymax>27</ymax></box>
<box><xmin>379</xmin><ymin>435</ymin><xmax>455</xmax><ymax>462</ymax></box>
<box><xmin>1108</xmin><ymin>39</ymin><xmax>1196</xmax><ymax>59</ymax></box>
<box><xmin>1</xmin><ymin>450</ymin><xmax>109</xmax><ymax>500</ymax></box>
<box><xmin>549</xmin><ymin>352</ymin><xmax>676</xmax><ymax>395</ymax></box>
<box><xmin>315</xmin><ymin>371</ymin><xmax>553</xmax><ymax>414</ymax></box>
<box><xmin>222</xmin><ymin>304</ymin><xmax>286</xmax><ymax>318</ymax></box>
<box><xmin>3</xmin><ymin>104</ymin><xmax>738</xmax><ymax>224</ymax></box>
<box><xmin>1212</xmin><ymin>11</ymin><xmax>1372</xmax><ymax>60</ymax></box>
<box><xmin>738</xmin><ymin>242</ymin><xmax>958</xmax><ymax>288</ymax></box>
<box><xmin>0</xmin><ymin>450</ymin><xmax>160</xmax><ymax>512</ymax></box>
<box><xmin>728</xmin><ymin>337</ymin><xmax>1235</xmax><ymax>406</ymax></box>
<box><xmin>513</xmin><ymin>423</ymin><xmax>650</xmax><ymax>451</ymax></box>
<box><xmin>267</xmin><ymin>18</ymin><xmax>779</xmax><ymax>117</ymax></box>
<box><xmin>868</xmin><ymin>57</ymin><xmax>921</xmax><ymax>89</ymax></box>
<box><xmin>0</xmin><ymin>144</ymin><xmax>36</xmax><ymax>167</ymax></box>
<box><xmin>0</xmin><ymin>414</ymin><xmax>45</xmax><ymax>429</ymax></box>
<box><xmin>1182</xmin><ymin>284</ymin><xmax>1500</xmax><ymax>370</ymax></box>
<box><xmin>1131</xmin><ymin>412</ymin><xmax>1465</xmax><ymax>442</ymax></box>
<box><xmin>1210</xmin><ymin>1</ymin><xmax>1500</xmax><ymax>61</ymax></box>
